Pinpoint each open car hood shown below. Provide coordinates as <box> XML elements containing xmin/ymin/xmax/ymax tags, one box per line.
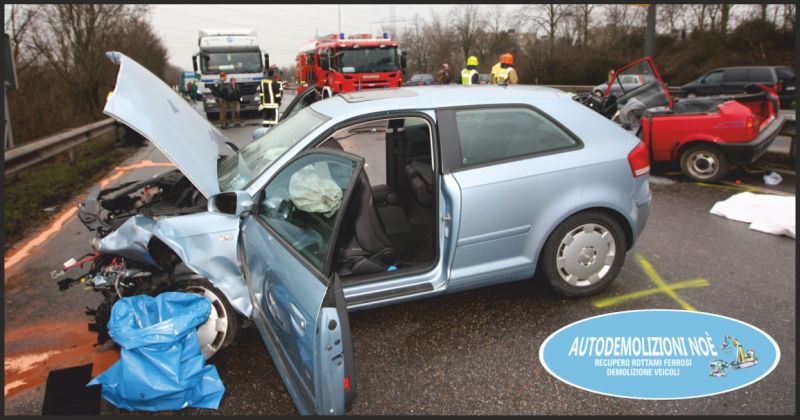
<box><xmin>104</xmin><ymin>51</ymin><xmax>226</xmax><ymax>197</ymax></box>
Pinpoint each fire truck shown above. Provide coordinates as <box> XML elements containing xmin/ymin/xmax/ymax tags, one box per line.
<box><xmin>295</xmin><ymin>32</ymin><xmax>407</xmax><ymax>98</ymax></box>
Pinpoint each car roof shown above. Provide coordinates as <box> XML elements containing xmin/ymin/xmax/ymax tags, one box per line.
<box><xmin>309</xmin><ymin>85</ymin><xmax>570</xmax><ymax>117</ymax></box>
<box><xmin>714</xmin><ymin>66</ymin><xmax>784</xmax><ymax>70</ymax></box>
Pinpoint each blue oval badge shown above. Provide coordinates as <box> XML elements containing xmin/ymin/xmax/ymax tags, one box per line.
<box><xmin>539</xmin><ymin>310</ymin><xmax>780</xmax><ymax>399</ymax></box>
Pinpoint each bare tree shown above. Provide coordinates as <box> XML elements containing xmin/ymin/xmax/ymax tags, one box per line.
<box><xmin>30</xmin><ymin>5</ymin><xmax>147</xmax><ymax>117</ymax></box>
<box><xmin>689</xmin><ymin>4</ymin><xmax>707</xmax><ymax>32</ymax></box>
<box><xmin>524</xmin><ymin>4</ymin><xmax>571</xmax><ymax>62</ymax></box>
<box><xmin>4</xmin><ymin>4</ymin><xmax>38</xmax><ymax>64</ymax></box>
<box><xmin>453</xmin><ymin>4</ymin><xmax>485</xmax><ymax>63</ymax></box>
<box><xmin>572</xmin><ymin>4</ymin><xmax>593</xmax><ymax>46</ymax></box>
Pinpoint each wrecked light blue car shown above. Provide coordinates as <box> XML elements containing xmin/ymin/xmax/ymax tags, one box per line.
<box><xmin>95</xmin><ymin>52</ymin><xmax>651</xmax><ymax>415</ymax></box>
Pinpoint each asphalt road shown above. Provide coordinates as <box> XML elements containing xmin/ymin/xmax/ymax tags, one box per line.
<box><xmin>3</xmin><ymin>99</ymin><xmax>796</xmax><ymax>415</ymax></box>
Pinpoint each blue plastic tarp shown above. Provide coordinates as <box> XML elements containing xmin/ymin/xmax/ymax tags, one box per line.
<box><xmin>88</xmin><ymin>292</ymin><xmax>225</xmax><ymax>411</ymax></box>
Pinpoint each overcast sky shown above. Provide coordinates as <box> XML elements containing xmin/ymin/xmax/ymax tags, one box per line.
<box><xmin>150</xmin><ymin>4</ymin><xmax>460</xmax><ymax>70</ymax></box>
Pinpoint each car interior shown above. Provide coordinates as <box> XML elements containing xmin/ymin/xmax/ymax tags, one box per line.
<box><xmin>316</xmin><ymin>117</ymin><xmax>437</xmax><ymax>282</ymax></box>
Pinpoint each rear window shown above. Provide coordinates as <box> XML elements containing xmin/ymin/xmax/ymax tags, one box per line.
<box><xmin>776</xmin><ymin>67</ymin><xmax>795</xmax><ymax>81</ymax></box>
<box><xmin>749</xmin><ymin>68</ymin><xmax>774</xmax><ymax>82</ymax></box>
<box><xmin>454</xmin><ymin>107</ymin><xmax>578</xmax><ymax>167</ymax></box>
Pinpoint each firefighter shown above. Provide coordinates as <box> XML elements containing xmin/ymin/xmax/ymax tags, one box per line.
<box><xmin>460</xmin><ymin>56</ymin><xmax>480</xmax><ymax>85</ymax></box>
<box><xmin>490</xmin><ymin>55</ymin><xmax>503</xmax><ymax>84</ymax></box>
<box><xmin>494</xmin><ymin>53</ymin><xmax>518</xmax><ymax>85</ymax></box>
<box><xmin>258</xmin><ymin>69</ymin><xmax>281</xmax><ymax>126</ymax></box>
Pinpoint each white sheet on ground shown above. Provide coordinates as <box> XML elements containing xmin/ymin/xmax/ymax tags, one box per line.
<box><xmin>709</xmin><ymin>192</ymin><xmax>795</xmax><ymax>239</ymax></box>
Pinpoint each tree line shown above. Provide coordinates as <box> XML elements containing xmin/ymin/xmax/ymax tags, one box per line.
<box><xmin>5</xmin><ymin>5</ymin><xmax>181</xmax><ymax>145</ymax></box>
<box><xmin>396</xmin><ymin>4</ymin><xmax>795</xmax><ymax>86</ymax></box>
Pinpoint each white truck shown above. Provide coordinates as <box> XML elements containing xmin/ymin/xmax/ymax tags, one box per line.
<box><xmin>192</xmin><ymin>29</ymin><xmax>269</xmax><ymax>120</ymax></box>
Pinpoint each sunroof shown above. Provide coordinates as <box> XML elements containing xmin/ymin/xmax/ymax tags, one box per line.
<box><xmin>339</xmin><ymin>89</ymin><xmax>418</xmax><ymax>103</ymax></box>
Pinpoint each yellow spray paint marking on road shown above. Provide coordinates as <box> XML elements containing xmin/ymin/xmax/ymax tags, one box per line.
<box><xmin>592</xmin><ymin>254</ymin><xmax>709</xmax><ymax>311</ymax></box>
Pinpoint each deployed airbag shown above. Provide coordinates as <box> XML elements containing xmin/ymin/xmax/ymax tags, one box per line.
<box><xmin>289</xmin><ymin>162</ymin><xmax>343</xmax><ymax>217</ymax></box>
<box><xmin>88</xmin><ymin>292</ymin><xmax>225</xmax><ymax>411</ymax></box>
<box><xmin>709</xmin><ymin>191</ymin><xmax>795</xmax><ymax>238</ymax></box>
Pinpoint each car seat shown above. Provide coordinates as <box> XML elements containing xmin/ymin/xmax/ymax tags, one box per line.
<box><xmin>319</xmin><ymin>138</ymin><xmax>395</xmax><ymax>276</ymax></box>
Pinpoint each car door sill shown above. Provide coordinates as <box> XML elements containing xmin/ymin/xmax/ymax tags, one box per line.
<box><xmin>345</xmin><ymin>283</ymin><xmax>434</xmax><ymax>306</ymax></box>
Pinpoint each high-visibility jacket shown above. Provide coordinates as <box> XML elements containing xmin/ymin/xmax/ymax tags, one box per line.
<box><xmin>461</xmin><ymin>68</ymin><xmax>478</xmax><ymax>85</ymax></box>
<box><xmin>490</xmin><ymin>63</ymin><xmax>502</xmax><ymax>84</ymax></box>
<box><xmin>259</xmin><ymin>79</ymin><xmax>280</xmax><ymax>110</ymax></box>
<box><xmin>494</xmin><ymin>66</ymin><xmax>518</xmax><ymax>85</ymax></box>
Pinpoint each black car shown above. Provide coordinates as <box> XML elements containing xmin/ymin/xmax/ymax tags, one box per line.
<box><xmin>406</xmin><ymin>73</ymin><xmax>434</xmax><ymax>86</ymax></box>
<box><xmin>680</xmin><ymin>66</ymin><xmax>795</xmax><ymax>108</ymax></box>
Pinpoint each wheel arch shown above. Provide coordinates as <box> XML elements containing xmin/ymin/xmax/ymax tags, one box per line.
<box><xmin>533</xmin><ymin>205</ymin><xmax>636</xmax><ymax>272</ymax></box>
<box><xmin>673</xmin><ymin>138</ymin><xmax>727</xmax><ymax>161</ymax></box>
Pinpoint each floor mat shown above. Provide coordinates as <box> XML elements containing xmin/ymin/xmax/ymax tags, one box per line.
<box><xmin>41</xmin><ymin>364</ymin><xmax>101</xmax><ymax>415</ymax></box>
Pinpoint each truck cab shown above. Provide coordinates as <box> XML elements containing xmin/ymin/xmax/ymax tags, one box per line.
<box><xmin>193</xmin><ymin>29</ymin><xmax>268</xmax><ymax>120</ymax></box>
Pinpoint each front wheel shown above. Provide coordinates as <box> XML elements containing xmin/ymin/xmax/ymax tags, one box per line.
<box><xmin>173</xmin><ymin>276</ymin><xmax>239</xmax><ymax>360</ymax></box>
<box><xmin>680</xmin><ymin>144</ymin><xmax>729</xmax><ymax>182</ymax></box>
<box><xmin>538</xmin><ymin>211</ymin><xmax>627</xmax><ymax>297</ymax></box>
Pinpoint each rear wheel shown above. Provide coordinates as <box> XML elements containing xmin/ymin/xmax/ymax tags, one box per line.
<box><xmin>538</xmin><ymin>211</ymin><xmax>627</xmax><ymax>297</ymax></box>
<box><xmin>680</xmin><ymin>144</ymin><xmax>729</xmax><ymax>182</ymax></box>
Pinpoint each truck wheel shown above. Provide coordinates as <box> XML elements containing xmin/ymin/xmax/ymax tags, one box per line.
<box><xmin>680</xmin><ymin>145</ymin><xmax>729</xmax><ymax>182</ymax></box>
<box><xmin>173</xmin><ymin>276</ymin><xmax>240</xmax><ymax>361</ymax></box>
<box><xmin>537</xmin><ymin>211</ymin><xmax>627</xmax><ymax>297</ymax></box>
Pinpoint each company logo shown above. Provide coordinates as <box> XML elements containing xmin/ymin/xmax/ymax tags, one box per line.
<box><xmin>539</xmin><ymin>310</ymin><xmax>780</xmax><ymax>399</ymax></box>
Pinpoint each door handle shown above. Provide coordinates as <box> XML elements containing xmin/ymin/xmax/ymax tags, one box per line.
<box><xmin>290</xmin><ymin>303</ymin><xmax>307</xmax><ymax>335</ymax></box>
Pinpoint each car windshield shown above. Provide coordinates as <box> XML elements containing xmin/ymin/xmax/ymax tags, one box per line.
<box><xmin>201</xmin><ymin>51</ymin><xmax>262</xmax><ymax>74</ymax></box>
<box><xmin>336</xmin><ymin>47</ymin><xmax>398</xmax><ymax>73</ymax></box>
<box><xmin>217</xmin><ymin>107</ymin><xmax>330</xmax><ymax>191</ymax></box>
<box><xmin>410</xmin><ymin>74</ymin><xmax>432</xmax><ymax>81</ymax></box>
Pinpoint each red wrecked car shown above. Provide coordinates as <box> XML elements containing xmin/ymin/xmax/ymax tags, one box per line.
<box><xmin>575</xmin><ymin>57</ymin><xmax>786</xmax><ymax>182</ymax></box>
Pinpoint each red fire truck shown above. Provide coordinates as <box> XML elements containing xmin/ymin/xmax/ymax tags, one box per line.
<box><xmin>296</xmin><ymin>32</ymin><xmax>407</xmax><ymax>98</ymax></box>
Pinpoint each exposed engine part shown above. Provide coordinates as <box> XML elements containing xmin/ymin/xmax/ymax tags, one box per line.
<box><xmin>78</xmin><ymin>169</ymin><xmax>207</xmax><ymax>237</ymax></box>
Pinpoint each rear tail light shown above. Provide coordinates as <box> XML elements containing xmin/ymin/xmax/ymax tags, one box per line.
<box><xmin>628</xmin><ymin>141</ymin><xmax>650</xmax><ymax>177</ymax></box>
<box><xmin>344</xmin><ymin>376</ymin><xmax>351</xmax><ymax>391</ymax></box>
<box><xmin>746</xmin><ymin>115</ymin><xmax>755</xmax><ymax>134</ymax></box>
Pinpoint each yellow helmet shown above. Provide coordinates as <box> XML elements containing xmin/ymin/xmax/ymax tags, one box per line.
<box><xmin>467</xmin><ymin>56</ymin><xmax>479</xmax><ymax>66</ymax></box>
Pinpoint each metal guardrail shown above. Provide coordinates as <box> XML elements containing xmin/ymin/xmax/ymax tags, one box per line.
<box><xmin>4</xmin><ymin>118</ymin><xmax>118</xmax><ymax>176</ymax></box>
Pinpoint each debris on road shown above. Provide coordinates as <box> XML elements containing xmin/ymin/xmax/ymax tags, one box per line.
<box><xmin>710</xmin><ymin>191</ymin><xmax>795</xmax><ymax>238</ymax></box>
<box><xmin>89</xmin><ymin>292</ymin><xmax>225</xmax><ymax>412</ymax></box>
<box><xmin>763</xmin><ymin>171</ymin><xmax>783</xmax><ymax>186</ymax></box>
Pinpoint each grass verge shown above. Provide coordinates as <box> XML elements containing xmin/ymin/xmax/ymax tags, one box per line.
<box><xmin>4</xmin><ymin>128</ymin><xmax>138</xmax><ymax>250</ymax></box>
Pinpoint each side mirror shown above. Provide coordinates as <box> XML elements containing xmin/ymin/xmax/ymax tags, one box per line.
<box><xmin>192</xmin><ymin>54</ymin><xmax>198</xmax><ymax>73</ymax></box>
<box><xmin>251</xmin><ymin>126</ymin><xmax>271</xmax><ymax>140</ymax></box>
<box><xmin>264</xmin><ymin>53</ymin><xmax>270</xmax><ymax>70</ymax></box>
<box><xmin>208</xmin><ymin>191</ymin><xmax>254</xmax><ymax>217</ymax></box>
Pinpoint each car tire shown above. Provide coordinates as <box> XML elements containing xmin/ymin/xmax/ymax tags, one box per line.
<box><xmin>679</xmin><ymin>144</ymin><xmax>729</xmax><ymax>182</ymax></box>
<box><xmin>538</xmin><ymin>211</ymin><xmax>627</xmax><ymax>297</ymax></box>
<box><xmin>172</xmin><ymin>275</ymin><xmax>240</xmax><ymax>361</ymax></box>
